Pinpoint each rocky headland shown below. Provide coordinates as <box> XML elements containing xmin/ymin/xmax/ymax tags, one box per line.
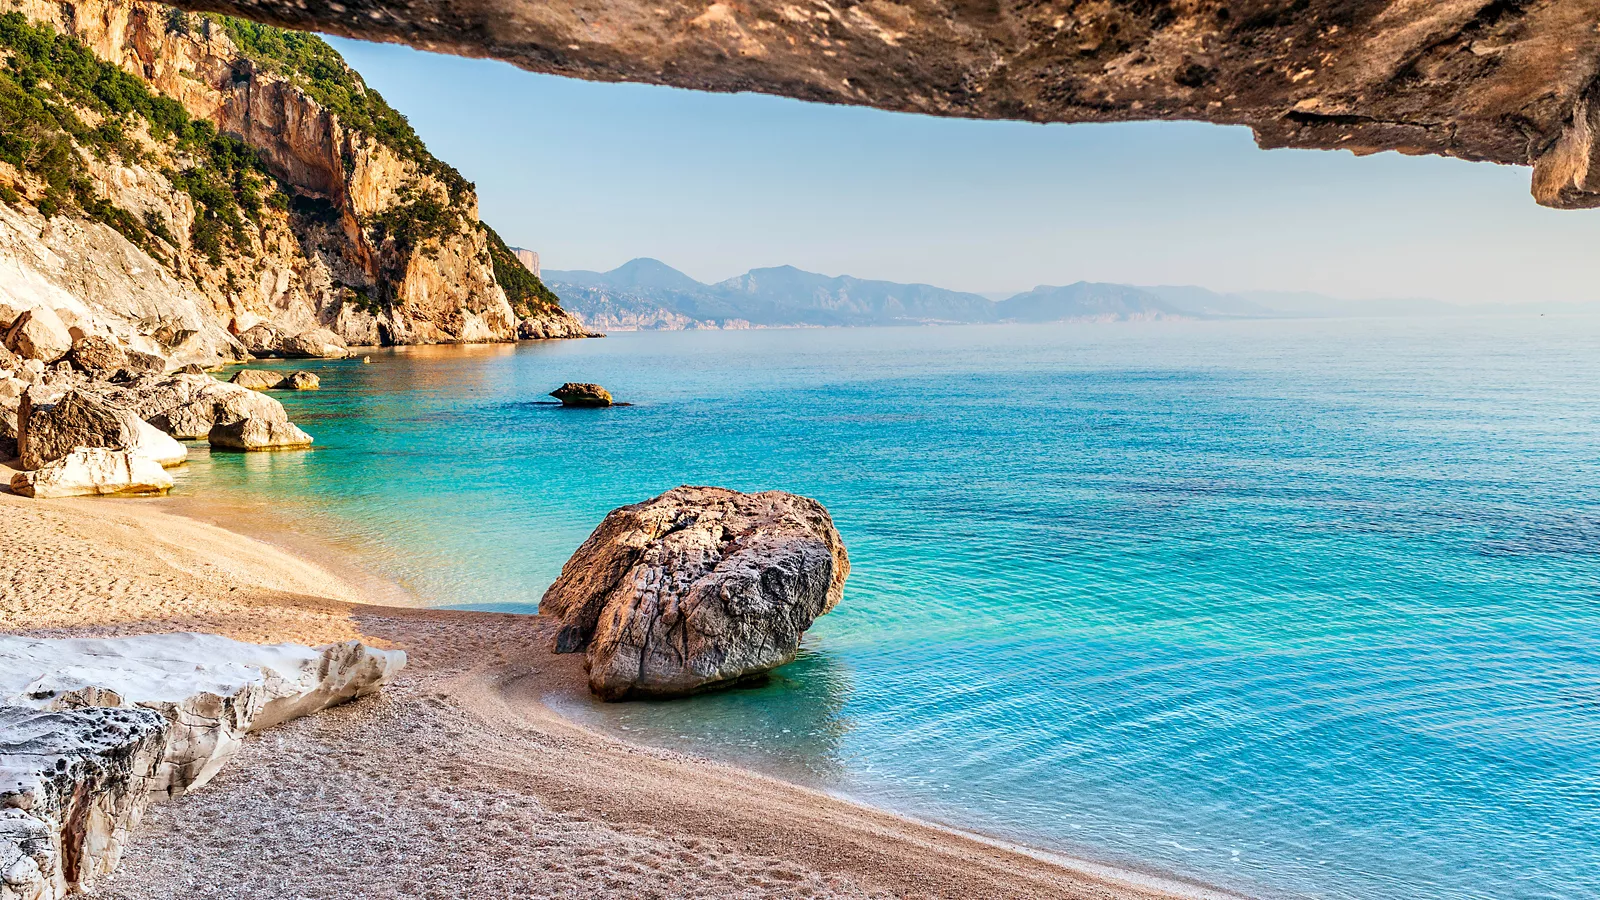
<box><xmin>0</xmin><ymin>0</ymin><xmax>594</xmax><ymax>371</ymax></box>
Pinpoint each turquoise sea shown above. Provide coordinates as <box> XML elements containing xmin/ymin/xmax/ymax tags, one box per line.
<box><xmin>178</xmin><ymin>318</ymin><xmax>1600</xmax><ymax>900</ymax></box>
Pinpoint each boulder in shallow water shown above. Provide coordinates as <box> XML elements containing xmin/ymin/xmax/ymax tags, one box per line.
<box><xmin>208</xmin><ymin>416</ymin><xmax>313</xmax><ymax>450</ymax></box>
<box><xmin>549</xmin><ymin>382</ymin><xmax>613</xmax><ymax>407</ymax></box>
<box><xmin>230</xmin><ymin>369</ymin><xmax>320</xmax><ymax>391</ymax></box>
<box><xmin>131</xmin><ymin>420</ymin><xmax>187</xmax><ymax>468</ymax></box>
<box><xmin>541</xmin><ymin>485</ymin><xmax>849</xmax><ymax>699</ymax></box>
<box><xmin>280</xmin><ymin>328</ymin><xmax>351</xmax><ymax>359</ymax></box>
<box><xmin>10</xmin><ymin>447</ymin><xmax>172</xmax><ymax>498</ymax></box>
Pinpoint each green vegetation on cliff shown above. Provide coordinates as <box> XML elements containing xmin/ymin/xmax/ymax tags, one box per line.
<box><xmin>0</xmin><ymin>12</ymin><xmax>282</xmax><ymax>263</ymax></box>
<box><xmin>485</xmin><ymin>224</ymin><xmax>563</xmax><ymax>317</ymax></box>
<box><xmin>211</xmin><ymin>15</ymin><xmax>469</xmax><ymax>202</ymax></box>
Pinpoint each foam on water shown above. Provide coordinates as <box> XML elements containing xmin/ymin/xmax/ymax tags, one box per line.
<box><xmin>179</xmin><ymin>318</ymin><xmax>1600</xmax><ymax>900</ymax></box>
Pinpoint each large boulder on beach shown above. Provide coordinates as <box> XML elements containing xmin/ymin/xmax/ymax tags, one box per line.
<box><xmin>3</xmin><ymin>308</ymin><xmax>73</xmax><ymax>363</ymax></box>
<box><xmin>9</xmin><ymin>447</ymin><xmax>173</xmax><ymax>498</ymax></box>
<box><xmin>550</xmin><ymin>382</ymin><xmax>613</xmax><ymax>407</ymax></box>
<box><xmin>542</xmin><ymin>486</ymin><xmax>850</xmax><ymax>700</ymax></box>
<box><xmin>281</xmin><ymin>328</ymin><xmax>351</xmax><ymax>359</ymax></box>
<box><xmin>0</xmin><ymin>634</ymin><xmax>405</xmax><ymax>896</ymax></box>
<box><xmin>17</xmin><ymin>386</ymin><xmax>142</xmax><ymax>470</ymax></box>
<box><xmin>92</xmin><ymin>374</ymin><xmax>312</xmax><ymax>449</ymax></box>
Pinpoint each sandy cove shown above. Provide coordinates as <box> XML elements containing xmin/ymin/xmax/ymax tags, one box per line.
<box><xmin>0</xmin><ymin>472</ymin><xmax>1231</xmax><ymax>900</ymax></box>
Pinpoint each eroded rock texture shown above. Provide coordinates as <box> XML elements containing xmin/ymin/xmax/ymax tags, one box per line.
<box><xmin>0</xmin><ymin>634</ymin><xmax>406</xmax><ymax>898</ymax></box>
<box><xmin>542</xmin><ymin>486</ymin><xmax>849</xmax><ymax>700</ymax></box>
<box><xmin>0</xmin><ymin>634</ymin><xmax>406</xmax><ymax>793</ymax></box>
<box><xmin>0</xmin><ymin>705</ymin><xmax>167</xmax><ymax>900</ymax></box>
<box><xmin>166</xmin><ymin>0</ymin><xmax>1600</xmax><ymax>208</ymax></box>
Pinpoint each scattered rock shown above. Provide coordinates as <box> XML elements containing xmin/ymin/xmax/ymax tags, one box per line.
<box><xmin>0</xmin><ymin>634</ymin><xmax>405</xmax><ymax>896</ymax></box>
<box><xmin>550</xmin><ymin>382</ymin><xmax>614</xmax><ymax>407</ymax></box>
<box><xmin>237</xmin><ymin>323</ymin><xmax>282</xmax><ymax>358</ymax></box>
<box><xmin>208</xmin><ymin>416</ymin><xmax>313</xmax><ymax>450</ymax></box>
<box><xmin>174</xmin><ymin>363</ymin><xmax>207</xmax><ymax>375</ymax></box>
<box><xmin>541</xmin><ymin>485</ymin><xmax>850</xmax><ymax>699</ymax></box>
<box><xmin>17</xmin><ymin>386</ymin><xmax>142</xmax><ymax>470</ymax></box>
<box><xmin>3</xmin><ymin>308</ymin><xmax>73</xmax><ymax>363</ymax></box>
<box><xmin>131</xmin><ymin>419</ymin><xmax>187</xmax><ymax>467</ymax></box>
<box><xmin>9</xmin><ymin>447</ymin><xmax>172</xmax><ymax>497</ymax></box>
<box><xmin>121</xmin><ymin>349</ymin><xmax>168</xmax><ymax>376</ymax></box>
<box><xmin>280</xmin><ymin>328</ymin><xmax>351</xmax><ymax>359</ymax></box>
<box><xmin>0</xmin><ymin>705</ymin><xmax>168</xmax><ymax>898</ymax></box>
<box><xmin>68</xmin><ymin>334</ymin><xmax>128</xmax><ymax>375</ymax></box>
<box><xmin>229</xmin><ymin>369</ymin><xmax>320</xmax><ymax>391</ymax></box>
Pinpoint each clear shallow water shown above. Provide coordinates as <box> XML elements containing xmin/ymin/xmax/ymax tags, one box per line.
<box><xmin>180</xmin><ymin>319</ymin><xmax>1600</xmax><ymax>900</ymax></box>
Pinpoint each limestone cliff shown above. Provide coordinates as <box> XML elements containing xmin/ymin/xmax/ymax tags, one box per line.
<box><xmin>162</xmin><ymin>0</ymin><xmax>1600</xmax><ymax>209</ymax></box>
<box><xmin>0</xmin><ymin>0</ymin><xmax>582</xmax><ymax>364</ymax></box>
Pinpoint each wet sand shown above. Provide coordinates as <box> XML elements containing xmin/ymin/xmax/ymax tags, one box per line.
<box><xmin>0</xmin><ymin>469</ymin><xmax>1234</xmax><ymax>900</ymax></box>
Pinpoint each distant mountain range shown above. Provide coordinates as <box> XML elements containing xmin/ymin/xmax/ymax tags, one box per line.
<box><xmin>544</xmin><ymin>259</ymin><xmax>1595</xmax><ymax>331</ymax></box>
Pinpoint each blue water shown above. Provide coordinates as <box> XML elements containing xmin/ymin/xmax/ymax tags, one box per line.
<box><xmin>178</xmin><ymin>318</ymin><xmax>1600</xmax><ymax>900</ymax></box>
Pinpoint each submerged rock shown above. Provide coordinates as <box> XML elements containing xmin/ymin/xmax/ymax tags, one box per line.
<box><xmin>541</xmin><ymin>485</ymin><xmax>849</xmax><ymax>700</ymax></box>
<box><xmin>9</xmin><ymin>447</ymin><xmax>172</xmax><ymax>498</ymax></box>
<box><xmin>0</xmin><ymin>634</ymin><xmax>406</xmax><ymax>896</ymax></box>
<box><xmin>549</xmin><ymin>382</ymin><xmax>613</xmax><ymax>407</ymax></box>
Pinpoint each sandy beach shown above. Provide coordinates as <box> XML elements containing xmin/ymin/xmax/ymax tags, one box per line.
<box><xmin>0</xmin><ymin>465</ymin><xmax>1229</xmax><ymax>900</ymax></box>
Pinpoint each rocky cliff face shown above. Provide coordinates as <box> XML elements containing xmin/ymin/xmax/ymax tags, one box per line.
<box><xmin>163</xmin><ymin>0</ymin><xmax>1600</xmax><ymax>209</ymax></box>
<box><xmin>0</xmin><ymin>0</ymin><xmax>582</xmax><ymax>365</ymax></box>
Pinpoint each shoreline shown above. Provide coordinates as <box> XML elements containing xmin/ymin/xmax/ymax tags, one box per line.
<box><xmin>0</xmin><ymin>463</ymin><xmax>1248</xmax><ymax>899</ymax></box>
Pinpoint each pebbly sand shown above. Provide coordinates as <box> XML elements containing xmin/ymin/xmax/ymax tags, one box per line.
<box><xmin>0</xmin><ymin>468</ymin><xmax>1236</xmax><ymax>900</ymax></box>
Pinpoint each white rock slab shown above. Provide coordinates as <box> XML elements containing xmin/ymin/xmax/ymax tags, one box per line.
<box><xmin>0</xmin><ymin>634</ymin><xmax>406</xmax><ymax>793</ymax></box>
<box><xmin>8</xmin><ymin>448</ymin><xmax>171</xmax><ymax>498</ymax></box>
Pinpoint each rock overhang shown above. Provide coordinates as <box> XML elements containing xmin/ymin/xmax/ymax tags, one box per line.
<box><xmin>160</xmin><ymin>0</ymin><xmax>1600</xmax><ymax>208</ymax></box>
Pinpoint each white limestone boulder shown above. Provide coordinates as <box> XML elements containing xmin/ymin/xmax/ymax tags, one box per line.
<box><xmin>0</xmin><ymin>634</ymin><xmax>406</xmax><ymax>794</ymax></box>
<box><xmin>3</xmin><ymin>309</ymin><xmax>72</xmax><ymax>364</ymax></box>
<box><xmin>129</xmin><ymin>419</ymin><xmax>187</xmax><ymax>468</ymax></box>
<box><xmin>0</xmin><ymin>705</ymin><xmax>168</xmax><ymax>900</ymax></box>
<box><xmin>8</xmin><ymin>448</ymin><xmax>171</xmax><ymax>498</ymax></box>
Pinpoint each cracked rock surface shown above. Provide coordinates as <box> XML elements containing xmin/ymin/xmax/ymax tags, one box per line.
<box><xmin>542</xmin><ymin>485</ymin><xmax>849</xmax><ymax>700</ymax></box>
<box><xmin>0</xmin><ymin>633</ymin><xmax>405</xmax><ymax>899</ymax></box>
<box><xmin>0</xmin><ymin>705</ymin><xmax>167</xmax><ymax>900</ymax></box>
<box><xmin>167</xmin><ymin>0</ymin><xmax>1600</xmax><ymax>207</ymax></box>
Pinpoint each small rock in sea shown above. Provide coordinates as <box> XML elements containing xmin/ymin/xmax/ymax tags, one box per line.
<box><xmin>541</xmin><ymin>485</ymin><xmax>849</xmax><ymax>700</ymax></box>
<box><xmin>362</xmin><ymin>356</ymin><xmax>371</xmax><ymax>364</ymax></box>
<box><xmin>549</xmin><ymin>382</ymin><xmax>614</xmax><ymax>407</ymax></box>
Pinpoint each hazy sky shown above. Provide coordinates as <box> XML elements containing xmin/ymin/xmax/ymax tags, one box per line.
<box><xmin>328</xmin><ymin>37</ymin><xmax>1600</xmax><ymax>305</ymax></box>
